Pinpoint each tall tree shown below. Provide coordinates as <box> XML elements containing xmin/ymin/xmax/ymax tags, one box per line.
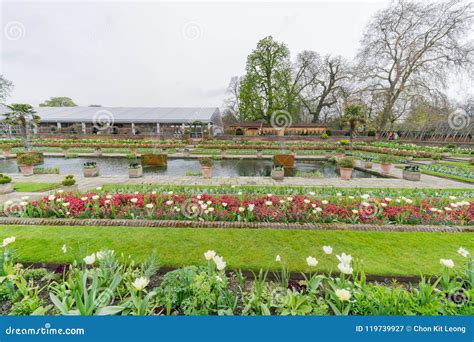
<box><xmin>3</xmin><ymin>104</ymin><xmax>40</xmax><ymax>151</ymax></box>
<box><xmin>298</xmin><ymin>52</ymin><xmax>349</xmax><ymax>123</ymax></box>
<box><xmin>0</xmin><ymin>75</ymin><xmax>14</xmax><ymax>103</ymax></box>
<box><xmin>39</xmin><ymin>96</ymin><xmax>77</xmax><ymax>107</ymax></box>
<box><xmin>357</xmin><ymin>0</ymin><xmax>473</xmax><ymax>131</ymax></box>
<box><xmin>343</xmin><ymin>103</ymin><xmax>366</xmax><ymax>146</ymax></box>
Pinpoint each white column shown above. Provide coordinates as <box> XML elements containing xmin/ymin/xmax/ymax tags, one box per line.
<box><xmin>81</xmin><ymin>122</ymin><xmax>86</xmax><ymax>134</ymax></box>
<box><xmin>156</xmin><ymin>123</ymin><xmax>160</xmax><ymax>135</ymax></box>
<box><xmin>57</xmin><ymin>122</ymin><xmax>61</xmax><ymax>129</ymax></box>
<box><xmin>131</xmin><ymin>123</ymin><xmax>136</xmax><ymax>135</ymax></box>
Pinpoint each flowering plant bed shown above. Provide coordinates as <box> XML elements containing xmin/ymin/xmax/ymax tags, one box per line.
<box><xmin>0</xmin><ymin>236</ymin><xmax>471</xmax><ymax>316</ymax></box>
<box><xmin>12</xmin><ymin>191</ymin><xmax>473</xmax><ymax>226</ymax></box>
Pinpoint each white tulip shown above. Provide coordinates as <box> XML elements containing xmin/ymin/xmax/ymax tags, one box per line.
<box><xmin>287</xmin><ymin>197</ymin><xmax>293</xmax><ymax>202</ymax></box>
<box><xmin>1</xmin><ymin>236</ymin><xmax>16</xmax><ymax>247</ymax></box>
<box><xmin>204</xmin><ymin>250</ymin><xmax>216</xmax><ymax>261</ymax></box>
<box><xmin>56</xmin><ymin>190</ymin><xmax>64</xmax><ymax>194</ymax></box>
<box><xmin>440</xmin><ymin>259</ymin><xmax>454</xmax><ymax>268</ymax></box>
<box><xmin>308</xmin><ymin>192</ymin><xmax>315</xmax><ymax>196</ymax></box>
<box><xmin>336</xmin><ymin>192</ymin><xmax>342</xmax><ymax>197</ymax></box>
<box><xmin>81</xmin><ymin>197</ymin><xmax>88</xmax><ymax>201</ymax></box>
<box><xmin>83</xmin><ymin>254</ymin><xmax>96</xmax><ymax>265</ymax></box>
<box><xmin>48</xmin><ymin>195</ymin><xmax>56</xmax><ymax>201</ymax></box>
<box><xmin>21</xmin><ymin>196</ymin><xmax>29</xmax><ymax>201</ymax></box>
<box><xmin>166</xmin><ymin>200</ymin><xmax>173</xmax><ymax>205</ymax></box>
<box><xmin>106</xmin><ymin>195</ymin><xmax>112</xmax><ymax>199</ymax></box>
<box><xmin>352</xmin><ymin>209</ymin><xmax>359</xmax><ymax>214</ymax></box>
<box><xmin>265</xmin><ymin>201</ymin><xmax>272</xmax><ymax>206</ymax></box>
<box><xmin>19</xmin><ymin>201</ymin><xmax>28</xmax><ymax>206</ymax></box>
<box><xmin>132</xmin><ymin>277</ymin><xmax>149</xmax><ymax>291</ymax></box>
<box><xmin>96</xmin><ymin>187</ymin><xmax>102</xmax><ymax>191</ymax></box>
<box><xmin>247</xmin><ymin>204</ymin><xmax>255</xmax><ymax>211</ymax></box>
<box><xmin>304</xmin><ymin>199</ymin><xmax>310</xmax><ymax>204</ymax></box>
<box><xmin>336</xmin><ymin>253</ymin><xmax>352</xmax><ymax>265</ymax></box>
<box><xmin>92</xmin><ymin>195</ymin><xmax>99</xmax><ymax>200</ymax></box>
<box><xmin>457</xmin><ymin>247</ymin><xmax>470</xmax><ymax>258</ymax></box>
<box><xmin>61</xmin><ymin>244</ymin><xmax>67</xmax><ymax>254</ymax></box>
<box><xmin>213</xmin><ymin>255</ymin><xmax>226</xmax><ymax>270</ymax></box>
<box><xmin>215</xmin><ymin>275</ymin><xmax>223</xmax><ymax>282</ymax></box>
<box><xmin>306</xmin><ymin>256</ymin><xmax>318</xmax><ymax>267</ymax></box>
<box><xmin>337</xmin><ymin>263</ymin><xmax>353</xmax><ymax>274</ymax></box>
<box><xmin>361</xmin><ymin>194</ymin><xmax>370</xmax><ymax>200</ymax></box>
<box><xmin>321</xmin><ymin>200</ymin><xmax>328</xmax><ymax>205</ymax></box>
<box><xmin>145</xmin><ymin>203</ymin><xmax>154</xmax><ymax>209</ymax></box>
<box><xmin>221</xmin><ymin>202</ymin><xmax>228</xmax><ymax>207</ymax></box>
<box><xmin>275</xmin><ymin>255</ymin><xmax>281</xmax><ymax>262</ymax></box>
<box><xmin>196</xmin><ymin>195</ymin><xmax>202</xmax><ymax>199</ymax></box>
<box><xmin>130</xmin><ymin>198</ymin><xmax>138</xmax><ymax>204</ymax></box>
<box><xmin>322</xmin><ymin>246</ymin><xmax>333</xmax><ymax>255</ymax></box>
<box><xmin>167</xmin><ymin>191</ymin><xmax>173</xmax><ymax>195</ymax></box>
<box><xmin>335</xmin><ymin>289</ymin><xmax>351</xmax><ymax>301</ymax></box>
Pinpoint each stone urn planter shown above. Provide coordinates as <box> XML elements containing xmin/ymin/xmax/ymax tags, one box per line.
<box><xmin>380</xmin><ymin>163</ymin><xmax>393</xmax><ymax>174</ymax></box>
<box><xmin>201</xmin><ymin>166</ymin><xmax>212</xmax><ymax>179</ymax></box>
<box><xmin>364</xmin><ymin>161</ymin><xmax>373</xmax><ymax>169</ymax></box>
<box><xmin>128</xmin><ymin>163</ymin><xmax>143</xmax><ymax>178</ymax></box>
<box><xmin>83</xmin><ymin>162</ymin><xmax>99</xmax><ymax>177</ymax></box>
<box><xmin>402</xmin><ymin>166</ymin><xmax>421</xmax><ymax>181</ymax></box>
<box><xmin>94</xmin><ymin>148</ymin><xmax>103</xmax><ymax>157</ymax></box>
<box><xmin>271</xmin><ymin>168</ymin><xmax>285</xmax><ymax>181</ymax></box>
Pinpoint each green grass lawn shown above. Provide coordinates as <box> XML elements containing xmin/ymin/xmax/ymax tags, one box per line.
<box><xmin>1</xmin><ymin>225</ymin><xmax>472</xmax><ymax>276</ymax></box>
<box><xmin>420</xmin><ymin>169</ymin><xmax>474</xmax><ymax>184</ymax></box>
<box><xmin>14</xmin><ymin>182</ymin><xmax>61</xmax><ymax>192</ymax></box>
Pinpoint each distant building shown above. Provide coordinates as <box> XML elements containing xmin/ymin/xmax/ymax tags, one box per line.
<box><xmin>0</xmin><ymin>106</ymin><xmax>223</xmax><ymax>138</ymax></box>
<box><xmin>228</xmin><ymin>121</ymin><xmax>326</xmax><ymax>136</ymax></box>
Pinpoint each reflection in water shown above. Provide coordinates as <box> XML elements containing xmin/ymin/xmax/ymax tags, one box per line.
<box><xmin>0</xmin><ymin>157</ymin><xmax>377</xmax><ymax>178</ymax></box>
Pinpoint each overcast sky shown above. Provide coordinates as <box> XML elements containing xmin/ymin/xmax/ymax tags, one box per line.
<box><xmin>1</xmin><ymin>0</ymin><xmax>469</xmax><ymax>108</ymax></box>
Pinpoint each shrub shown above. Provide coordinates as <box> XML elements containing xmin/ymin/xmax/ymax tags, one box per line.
<box><xmin>339</xmin><ymin>139</ymin><xmax>350</xmax><ymax>146</ymax></box>
<box><xmin>128</xmin><ymin>162</ymin><xmax>142</xmax><ymax>169</ymax></box>
<box><xmin>33</xmin><ymin>167</ymin><xmax>60</xmax><ymax>174</ymax></box>
<box><xmin>367</xmin><ymin>130</ymin><xmax>376</xmax><ymax>137</ymax></box>
<box><xmin>432</xmin><ymin>152</ymin><xmax>442</xmax><ymax>160</ymax></box>
<box><xmin>338</xmin><ymin>157</ymin><xmax>355</xmax><ymax>169</ymax></box>
<box><xmin>321</xmin><ymin>133</ymin><xmax>329</xmax><ymax>140</ymax></box>
<box><xmin>156</xmin><ymin>266</ymin><xmax>202</xmax><ymax>310</ymax></box>
<box><xmin>83</xmin><ymin>161</ymin><xmax>97</xmax><ymax>169</ymax></box>
<box><xmin>447</xmin><ymin>144</ymin><xmax>456</xmax><ymax>149</ymax></box>
<box><xmin>0</xmin><ymin>174</ymin><xmax>12</xmax><ymax>184</ymax></box>
<box><xmin>61</xmin><ymin>175</ymin><xmax>76</xmax><ymax>186</ymax></box>
<box><xmin>199</xmin><ymin>157</ymin><xmax>214</xmax><ymax>167</ymax></box>
<box><xmin>16</xmin><ymin>152</ymin><xmax>43</xmax><ymax>166</ymax></box>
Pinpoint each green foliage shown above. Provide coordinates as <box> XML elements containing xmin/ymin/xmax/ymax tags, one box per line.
<box><xmin>16</xmin><ymin>152</ymin><xmax>43</xmax><ymax>166</ymax></box>
<box><xmin>0</xmin><ymin>174</ymin><xmax>12</xmax><ymax>184</ymax></box>
<box><xmin>61</xmin><ymin>175</ymin><xmax>76</xmax><ymax>186</ymax></box>
<box><xmin>33</xmin><ymin>167</ymin><xmax>60</xmax><ymax>174</ymax></box>
<box><xmin>321</xmin><ymin>133</ymin><xmax>329</xmax><ymax>139</ymax></box>
<box><xmin>156</xmin><ymin>266</ymin><xmax>202</xmax><ymax>309</ymax></box>
<box><xmin>338</xmin><ymin>157</ymin><xmax>355</xmax><ymax>168</ymax></box>
<box><xmin>198</xmin><ymin>157</ymin><xmax>214</xmax><ymax>167</ymax></box>
<box><xmin>39</xmin><ymin>96</ymin><xmax>77</xmax><ymax>107</ymax></box>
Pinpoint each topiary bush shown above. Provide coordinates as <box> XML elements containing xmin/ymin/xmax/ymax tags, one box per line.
<box><xmin>61</xmin><ymin>175</ymin><xmax>76</xmax><ymax>186</ymax></box>
<box><xmin>0</xmin><ymin>174</ymin><xmax>12</xmax><ymax>184</ymax></box>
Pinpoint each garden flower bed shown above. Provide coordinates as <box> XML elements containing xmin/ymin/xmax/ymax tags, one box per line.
<box><xmin>11</xmin><ymin>191</ymin><xmax>473</xmax><ymax>226</ymax></box>
<box><xmin>0</xmin><ymin>237</ymin><xmax>472</xmax><ymax>316</ymax></box>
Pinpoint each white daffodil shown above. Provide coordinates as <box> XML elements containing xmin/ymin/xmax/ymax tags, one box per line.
<box><xmin>323</xmin><ymin>246</ymin><xmax>333</xmax><ymax>255</ymax></box>
<box><xmin>204</xmin><ymin>250</ymin><xmax>216</xmax><ymax>261</ymax></box>
<box><xmin>458</xmin><ymin>247</ymin><xmax>470</xmax><ymax>258</ymax></box>
<box><xmin>440</xmin><ymin>259</ymin><xmax>454</xmax><ymax>268</ymax></box>
<box><xmin>335</xmin><ymin>289</ymin><xmax>351</xmax><ymax>301</ymax></box>
<box><xmin>83</xmin><ymin>254</ymin><xmax>96</xmax><ymax>265</ymax></box>
<box><xmin>132</xmin><ymin>277</ymin><xmax>149</xmax><ymax>291</ymax></box>
<box><xmin>306</xmin><ymin>256</ymin><xmax>318</xmax><ymax>267</ymax></box>
<box><xmin>1</xmin><ymin>236</ymin><xmax>16</xmax><ymax>247</ymax></box>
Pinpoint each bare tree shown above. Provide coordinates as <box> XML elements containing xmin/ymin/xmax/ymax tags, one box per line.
<box><xmin>297</xmin><ymin>52</ymin><xmax>349</xmax><ymax>123</ymax></box>
<box><xmin>222</xmin><ymin>76</ymin><xmax>243</xmax><ymax>120</ymax></box>
<box><xmin>357</xmin><ymin>0</ymin><xmax>473</xmax><ymax>131</ymax></box>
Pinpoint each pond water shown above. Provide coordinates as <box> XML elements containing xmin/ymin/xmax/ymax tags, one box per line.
<box><xmin>0</xmin><ymin>157</ymin><xmax>378</xmax><ymax>178</ymax></box>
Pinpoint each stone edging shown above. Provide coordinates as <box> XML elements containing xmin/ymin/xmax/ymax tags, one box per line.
<box><xmin>0</xmin><ymin>217</ymin><xmax>471</xmax><ymax>233</ymax></box>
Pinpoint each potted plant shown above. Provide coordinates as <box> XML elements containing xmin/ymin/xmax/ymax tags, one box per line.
<box><xmin>363</xmin><ymin>157</ymin><xmax>373</xmax><ymax>169</ymax></box>
<box><xmin>128</xmin><ymin>162</ymin><xmax>143</xmax><ymax>178</ymax></box>
<box><xmin>220</xmin><ymin>148</ymin><xmax>227</xmax><ymax>158</ymax></box>
<box><xmin>199</xmin><ymin>157</ymin><xmax>214</xmax><ymax>179</ymax></box>
<box><xmin>402</xmin><ymin>165</ymin><xmax>421</xmax><ymax>181</ymax></box>
<box><xmin>61</xmin><ymin>145</ymin><xmax>69</xmax><ymax>156</ymax></box>
<box><xmin>0</xmin><ymin>174</ymin><xmax>13</xmax><ymax>194</ymax></box>
<box><xmin>271</xmin><ymin>166</ymin><xmax>285</xmax><ymax>181</ymax></box>
<box><xmin>335</xmin><ymin>148</ymin><xmax>345</xmax><ymax>160</ymax></box>
<box><xmin>256</xmin><ymin>149</ymin><xmax>263</xmax><ymax>159</ymax></box>
<box><xmin>83</xmin><ymin>161</ymin><xmax>99</xmax><ymax>177</ymax></box>
<box><xmin>130</xmin><ymin>147</ymin><xmax>137</xmax><ymax>156</ymax></box>
<box><xmin>16</xmin><ymin>152</ymin><xmax>42</xmax><ymax>176</ymax></box>
<box><xmin>2</xmin><ymin>146</ymin><xmax>12</xmax><ymax>157</ymax></box>
<box><xmin>378</xmin><ymin>155</ymin><xmax>393</xmax><ymax>174</ymax></box>
<box><xmin>94</xmin><ymin>147</ymin><xmax>102</xmax><ymax>157</ymax></box>
<box><xmin>338</xmin><ymin>157</ymin><xmax>355</xmax><ymax>180</ymax></box>
<box><xmin>61</xmin><ymin>174</ymin><xmax>78</xmax><ymax>191</ymax></box>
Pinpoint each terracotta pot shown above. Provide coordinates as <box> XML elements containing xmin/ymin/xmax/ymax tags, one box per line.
<box><xmin>403</xmin><ymin>170</ymin><xmax>421</xmax><ymax>181</ymax></box>
<box><xmin>257</xmin><ymin>151</ymin><xmax>263</xmax><ymax>159</ymax></box>
<box><xmin>130</xmin><ymin>148</ymin><xmax>137</xmax><ymax>156</ymax></box>
<box><xmin>94</xmin><ymin>150</ymin><xmax>103</xmax><ymax>157</ymax></box>
<box><xmin>271</xmin><ymin>170</ymin><xmax>285</xmax><ymax>181</ymax></box>
<box><xmin>381</xmin><ymin>163</ymin><xmax>393</xmax><ymax>174</ymax></box>
<box><xmin>63</xmin><ymin>149</ymin><xmax>69</xmax><ymax>156</ymax></box>
<box><xmin>336</xmin><ymin>153</ymin><xmax>345</xmax><ymax>160</ymax></box>
<box><xmin>364</xmin><ymin>162</ymin><xmax>373</xmax><ymax>169</ymax></box>
<box><xmin>221</xmin><ymin>150</ymin><xmax>226</xmax><ymax>158</ymax></box>
<box><xmin>83</xmin><ymin>167</ymin><xmax>99</xmax><ymax>177</ymax></box>
<box><xmin>202</xmin><ymin>166</ymin><xmax>212</xmax><ymax>179</ymax></box>
<box><xmin>0</xmin><ymin>183</ymin><xmax>13</xmax><ymax>194</ymax></box>
<box><xmin>340</xmin><ymin>167</ymin><xmax>353</xmax><ymax>180</ymax></box>
<box><xmin>19</xmin><ymin>164</ymin><xmax>34</xmax><ymax>176</ymax></box>
<box><xmin>3</xmin><ymin>149</ymin><xmax>11</xmax><ymax>157</ymax></box>
<box><xmin>128</xmin><ymin>167</ymin><xmax>143</xmax><ymax>178</ymax></box>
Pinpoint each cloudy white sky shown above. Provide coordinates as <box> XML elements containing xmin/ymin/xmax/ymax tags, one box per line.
<box><xmin>2</xmin><ymin>0</ymin><xmax>468</xmax><ymax>108</ymax></box>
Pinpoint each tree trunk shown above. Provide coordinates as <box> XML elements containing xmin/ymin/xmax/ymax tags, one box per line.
<box><xmin>22</xmin><ymin>123</ymin><xmax>31</xmax><ymax>152</ymax></box>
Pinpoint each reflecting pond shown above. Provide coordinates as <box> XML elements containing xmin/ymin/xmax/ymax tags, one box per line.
<box><xmin>0</xmin><ymin>157</ymin><xmax>379</xmax><ymax>178</ymax></box>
